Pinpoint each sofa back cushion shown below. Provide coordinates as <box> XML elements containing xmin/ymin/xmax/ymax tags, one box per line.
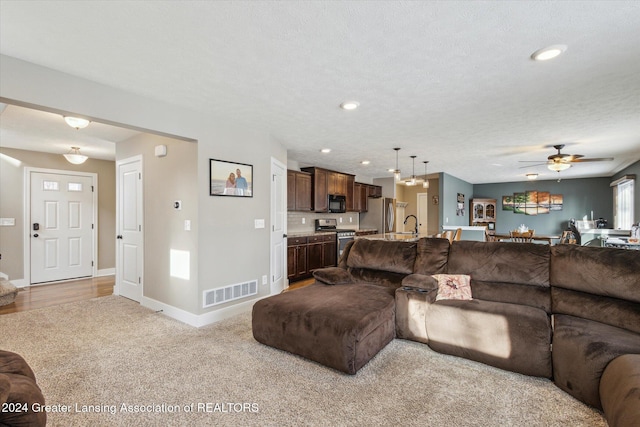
<box><xmin>346</xmin><ymin>239</ymin><xmax>417</xmax><ymax>275</ymax></box>
<box><xmin>448</xmin><ymin>241</ymin><xmax>550</xmax><ymax>286</ymax></box>
<box><xmin>550</xmin><ymin>245</ymin><xmax>640</xmax><ymax>333</ymax></box>
<box><xmin>550</xmin><ymin>245</ymin><xmax>640</xmax><ymax>303</ymax></box>
<box><xmin>413</xmin><ymin>238</ymin><xmax>450</xmax><ymax>275</ymax></box>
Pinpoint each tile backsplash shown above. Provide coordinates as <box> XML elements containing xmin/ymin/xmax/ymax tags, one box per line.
<box><xmin>288</xmin><ymin>212</ymin><xmax>360</xmax><ymax>233</ymax></box>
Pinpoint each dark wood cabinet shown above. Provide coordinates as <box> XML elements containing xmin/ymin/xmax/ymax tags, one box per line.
<box><xmin>346</xmin><ymin>175</ymin><xmax>355</xmax><ymax>212</ymax></box>
<box><xmin>287</xmin><ymin>170</ymin><xmax>312</xmax><ymax>211</ymax></box>
<box><xmin>328</xmin><ymin>172</ymin><xmax>347</xmax><ymax>195</ymax></box>
<box><xmin>287</xmin><ymin>234</ymin><xmax>336</xmax><ymax>282</ymax></box>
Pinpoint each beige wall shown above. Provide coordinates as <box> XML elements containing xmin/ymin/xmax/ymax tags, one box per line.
<box><xmin>395</xmin><ymin>177</ymin><xmax>440</xmax><ymax>235</ymax></box>
<box><xmin>0</xmin><ymin>147</ymin><xmax>116</xmax><ymax>281</ymax></box>
<box><xmin>116</xmin><ymin>134</ymin><xmax>199</xmax><ymax>313</ymax></box>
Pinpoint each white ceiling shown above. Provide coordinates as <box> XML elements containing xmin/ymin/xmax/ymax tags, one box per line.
<box><xmin>1</xmin><ymin>1</ymin><xmax>639</xmax><ymax>183</ymax></box>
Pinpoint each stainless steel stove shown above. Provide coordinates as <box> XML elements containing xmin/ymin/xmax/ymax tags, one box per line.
<box><xmin>315</xmin><ymin>219</ymin><xmax>355</xmax><ymax>263</ymax></box>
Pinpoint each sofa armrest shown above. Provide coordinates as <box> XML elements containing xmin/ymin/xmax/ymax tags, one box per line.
<box><xmin>313</xmin><ymin>267</ymin><xmax>354</xmax><ymax>286</ymax></box>
<box><xmin>600</xmin><ymin>354</ymin><xmax>640</xmax><ymax>427</ymax></box>
<box><xmin>401</xmin><ymin>273</ymin><xmax>438</xmax><ymax>291</ymax></box>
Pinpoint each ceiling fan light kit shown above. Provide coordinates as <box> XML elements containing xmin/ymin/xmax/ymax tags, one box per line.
<box><xmin>519</xmin><ymin>144</ymin><xmax>613</xmax><ymax>176</ymax></box>
<box><xmin>548</xmin><ymin>162</ymin><xmax>571</xmax><ymax>172</ymax></box>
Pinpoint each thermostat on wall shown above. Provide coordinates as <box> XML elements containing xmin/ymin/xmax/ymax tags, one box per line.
<box><xmin>155</xmin><ymin>145</ymin><xmax>167</xmax><ymax>157</ymax></box>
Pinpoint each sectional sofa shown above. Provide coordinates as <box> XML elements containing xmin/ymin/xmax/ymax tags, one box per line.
<box><xmin>252</xmin><ymin>238</ymin><xmax>640</xmax><ymax>427</ymax></box>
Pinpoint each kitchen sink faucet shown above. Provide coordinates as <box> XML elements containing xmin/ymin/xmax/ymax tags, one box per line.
<box><xmin>404</xmin><ymin>215</ymin><xmax>418</xmax><ymax>235</ymax></box>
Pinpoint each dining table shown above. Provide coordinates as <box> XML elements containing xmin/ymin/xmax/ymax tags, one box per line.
<box><xmin>493</xmin><ymin>233</ymin><xmax>562</xmax><ymax>244</ymax></box>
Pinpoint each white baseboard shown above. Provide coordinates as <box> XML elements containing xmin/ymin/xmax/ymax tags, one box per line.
<box><xmin>140</xmin><ymin>294</ymin><xmax>268</xmax><ymax>328</ymax></box>
<box><xmin>97</xmin><ymin>268</ymin><xmax>115</xmax><ymax>277</ymax></box>
<box><xmin>11</xmin><ymin>278</ymin><xmax>29</xmax><ymax>288</ymax></box>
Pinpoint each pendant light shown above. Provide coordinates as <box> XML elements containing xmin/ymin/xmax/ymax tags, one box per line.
<box><xmin>405</xmin><ymin>156</ymin><xmax>417</xmax><ymax>186</ymax></box>
<box><xmin>393</xmin><ymin>148</ymin><xmax>401</xmax><ymax>182</ymax></box>
<box><xmin>422</xmin><ymin>161</ymin><xmax>430</xmax><ymax>189</ymax></box>
<box><xmin>63</xmin><ymin>147</ymin><xmax>88</xmax><ymax>164</ymax></box>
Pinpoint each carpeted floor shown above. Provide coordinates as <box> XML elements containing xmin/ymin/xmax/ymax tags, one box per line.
<box><xmin>0</xmin><ymin>295</ymin><xmax>606</xmax><ymax>426</ymax></box>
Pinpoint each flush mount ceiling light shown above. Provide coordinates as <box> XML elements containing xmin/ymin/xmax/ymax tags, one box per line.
<box><xmin>392</xmin><ymin>148</ymin><xmax>401</xmax><ymax>181</ymax></box>
<box><xmin>361</xmin><ymin>160</ymin><xmax>370</xmax><ymax>165</ymax></box>
<box><xmin>548</xmin><ymin>162</ymin><xmax>571</xmax><ymax>172</ymax></box>
<box><xmin>531</xmin><ymin>44</ymin><xmax>567</xmax><ymax>61</ymax></box>
<box><xmin>526</xmin><ymin>173</ymin><xmax>538</xmax><ymax>180</ymax></box>
<box><xmin>339</xmin><ymin>101</ymin><xmax>360</xmax><ymax>110</ymax></box>
<box><xmin>405</xmin><ymin>155</ymin><xmax>418</xmax><ymax>186</ymax></box>
<box><xmin>320</xmin><ymin>148</ymin><xmax>331</xmax><ymax>153</ymax></box>
<box><xmin>423</xmin><ymin>161</ymin><xmax>430</xmax><ymax>189</ymax></box>
<box><xmin>63</xmin><ymin>147</ymin><xmax>88</xmax><ymax>164</ymax></box>
<box><xmin>64</xmin><ymin>116</ymin><xmax>91</xmax><ymax>129</ymax></box>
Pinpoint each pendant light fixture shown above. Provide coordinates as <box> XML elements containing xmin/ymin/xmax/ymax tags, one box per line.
<box><xmin>393</xmin><ymin>148</ymin><xmax>401</xmax><ymax>182</ymax></box>
<box><xmin>422</xmin><ymin>161</ymin><xmax>430</xmax><ymax>189</ymax></box>
<box><xmin>405</xmin><ymin>155</ymin><xmax>417</xmax><ymax>186</ymax></box>
<box><xmin>63</xmin><ymin>147</ymin><xmax>88</xmax><ymax>164</ymax></box>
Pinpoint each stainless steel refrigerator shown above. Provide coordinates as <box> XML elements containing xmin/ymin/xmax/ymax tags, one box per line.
<box><xmin>359</xmin><ymin>198</ymin><xmax>396</xmax><ymax>233</ymax></box>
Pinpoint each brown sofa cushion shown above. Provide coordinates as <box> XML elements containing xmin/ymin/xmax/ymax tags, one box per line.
<box><xmin>252</xmin><ymin>283</ymin><xmax>396</xmax><ymax>374</ymax></box>
<box><xmin>401</xmin><ymin>273</ymin><xmax>438</xmax><ymax>291</ymax></box>
<box><xmin>600</xmin><ymin>354</ymin><xmax>640</xmax><ymax>427</ymax></box>
<box><xmin>551</xmin><ymin>245</ymin><xmax>640</xmax><ymax>303</ymax></box>
<box><xmin>0</xmin><ymin>351</ymin><xmax>46</xmax><ymax>427</ymax></box>
<box><xmin>552</xmin><ymin>287</ymin><xmax>640</xmax><ymax>334</ymax></box>
<box><xmin>346</xmin><ymin>239</ymin><xmax>417</xmax><ymax>274</ymax></box>
<box><xmin>472</xmin><ymin>280</ymin><xmax>551</xmax><ymax>313</ymax></box>
<box><xmin>413</xmin><ymin>237</ymin><xmax>450</xmax><ymax>275</ymax></box>
<box><xmin>312</xmin><ymin>267</ymin><xmax>354</xmax><ymax>285</ymax></box>
<box><xmin>448</xmin><ymin>241</ymin><xmax>550</xmax><ymax>287</ymax></box>
<box><xmin>425</xmin><ymin>299</ymin><xmax>552</xmax><ymax>378</ymax></box>
<box><xmin>552</xmin><ymin>314</ymin><xmax>640</xmax><ymax>409</ymax></box>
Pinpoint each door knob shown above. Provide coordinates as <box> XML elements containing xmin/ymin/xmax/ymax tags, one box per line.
<box><xmin>116</xmin><ymin>235</ymin><xmax>123</xmax><ymax>239</ymax></box>
<box><xmin>33</xmin><ymin>233</ymin><xmax>39</xmax><ymax>238</ymax></box>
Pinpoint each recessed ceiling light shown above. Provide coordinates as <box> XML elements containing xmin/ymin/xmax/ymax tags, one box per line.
<box><xmin>526</xmin><ymin>173</ymin><xmax>538</xmax><ymax>180</ymax></box>
<box><xmin>531</xmin><ymin>44</ymin><xmax>567</xmax><ymax>61</ymax></box>
<box><xmin>340</xmin><ymin>101</ymin><xmax>360</xmax><ymax>110</ymax></box>
<box><xmin>361</xmin><ymin>160</ymin><xmax>370</xmax><ymax>165</ymax></box>
<box><xmin>320</xmin><ymin>148</ymin><xmax>331</xmax><ymax>153</ymax></box>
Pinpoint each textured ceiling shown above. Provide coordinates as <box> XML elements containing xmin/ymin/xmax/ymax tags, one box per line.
<box><xmin>1</xmin><ymin>1</ymin><xmax>639</xmax><ymax>183</ymax></box>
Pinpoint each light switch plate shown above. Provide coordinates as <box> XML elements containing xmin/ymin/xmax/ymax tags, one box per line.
<box><xmin>184</xmin><ymin>220</ymin><xmax>191</xmax><ymax>231</ymax></box>
<box><xmin>0</xmin><ymin>218</ymin><xmax>15</xmax><ymax>226</ymax></box>
<box><xmin>255</xmin><ymin>219</ymin><xmax>265</xmax><ymax>229</ymax></box>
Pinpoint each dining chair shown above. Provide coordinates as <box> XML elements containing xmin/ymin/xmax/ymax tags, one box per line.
<box><xmin>484</xmin><ymin>228</ymin><xmax>497</xmax><ymax>242</ymax></box>
<box><xmin>559</xmin><ymin>230</ymin><xmax>577</xmax><ymax>244</ymax></box>
<box><xmin>436</xmin><ymin>230</ymin><xmax>455</xmax><ymax>243</ymax></box>
<box><xmin>510</xmin><ymin>230</ymin><xmax>534</xmax><ymax>242</ymax></box>
<box><xmin>453</xmin><ymin>228</ymin><xmax>463</xmax><ymax>241</ymax></box>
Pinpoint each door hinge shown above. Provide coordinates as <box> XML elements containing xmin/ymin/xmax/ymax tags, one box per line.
<box><xmin>139</xmin><ymin>173</ymin><xmax>141</xmax><ymax>179</ymax></box>
<box><xmin>91</xmin><ymin>185</ymin><xmax>94</xmax><ymax>192</ymax></box>
<box><xmin>139</xmin><ymin>225</ymin><xmax>141</xmax><ymax>232</ymax></box>
<box><xmin>92</xmin><ymin>224</ymin><xmax>94</xmax><ymax>229</ymax></box>
<box><xmin>138</xmin><ymin>277</ymin><xmax>141</xmax><ymax>284</ymax></box>
<box><xmin>91</xmin><ymin>261</ymin><xmax>94</xmax><ymax>267</ymax></box>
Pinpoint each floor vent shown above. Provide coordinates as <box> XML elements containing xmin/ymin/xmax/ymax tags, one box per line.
<box><xmin>203</xmin><ymin>279</ymin><xmax>258</xmax><ymax>308</ymax></box>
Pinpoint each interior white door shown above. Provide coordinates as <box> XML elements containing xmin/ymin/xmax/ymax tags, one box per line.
<box><xmin>270</xmin><ymin>158</ymin><xmax>286</xmax><ymax>294</ymax></box>
<box><xmin>418</xmin><ymin>193</ymin><xmax>429</xmax><ymax>235</ymax></box>
<box><xmin>117</xmin><ymin>157</ymin><xmax>143</xmax><ymax>302</ymax></box>
<box><xmin>30</xmin><ymin>172</ymin><xmax>94</xmax><ymax>284</ymax></box>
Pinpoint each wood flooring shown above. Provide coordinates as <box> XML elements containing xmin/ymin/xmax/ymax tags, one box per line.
<box><xmin>0</xmin><ymin>275</ymin><xmax>114</xmax><ymax>315</ymax></box>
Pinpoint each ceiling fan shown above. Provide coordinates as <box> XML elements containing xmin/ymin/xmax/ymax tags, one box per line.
<box><xmin>519</xmin><ymin>144</ymin><xmax>613</xmax><ymax>172</ymax></box>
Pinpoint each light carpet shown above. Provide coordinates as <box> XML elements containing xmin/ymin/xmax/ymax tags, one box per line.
<box><xmin>0</xmin><ymin>295</ymin><xmax>606</xmax><ymax>426</ymax></box>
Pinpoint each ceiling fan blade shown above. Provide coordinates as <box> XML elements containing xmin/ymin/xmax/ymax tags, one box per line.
<box><xmin>519</xmin><ymin>163</ymin><xmax>548</xmax><ymax>169</ymax></box>
<box><xmin>571</xmin><ymin>157</ymin><xmax>614</xmax><ymax>163</ymax></box>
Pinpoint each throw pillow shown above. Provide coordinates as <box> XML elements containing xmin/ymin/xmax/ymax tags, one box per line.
<box><xmin>432</xmin><ymin>274</ymin><xmax>472</xmax><ymax>301</ymax></box>
<box><xmin>312</xmin><ymin>267</ymin><xmax>354</xmax><ymax>286</ymax></box>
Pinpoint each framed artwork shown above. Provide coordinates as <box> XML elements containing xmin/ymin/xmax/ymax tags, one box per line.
<box><xmin>432</xmin><ymin>195</ymin><xmax>439</xmax><ymax>205</ymax></box>
<box><xmin>210</xmin><ymin>159</ymin><xmax>253</xmax><ymax>197</ymax></box>
<box><xmin>513</xmin><ymin>192</ymin><xmax>526</xmax><ymax>214</ymax></box>
<box><xmin>525</xmin><ymin>190</ymin><xmax>538</xmax><ymax>216</ymax></box>
<box><xmin>502</xmin><ymin>195</ymin><xmax>514</xmax><ymax>211</ymax></box>
<box><xmin>550</xmin><ymin>194</ymin><xmax>563</xmax><ymax>211</ymax></box>
<box><xmin>456</xmin><ymin>193</ymin><xmax>465</xmax><ymax>216</ymax></box>
<box><xmin>537</xmin><ymin>191</ymin><xmax>550</xmax><ymax>214</ymax></box>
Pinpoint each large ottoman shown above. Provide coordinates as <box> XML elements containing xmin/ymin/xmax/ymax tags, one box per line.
<box><xmin>252</xmin><ymin>283</ymin><xmax>396</xmax><ymax>374</ymax></box>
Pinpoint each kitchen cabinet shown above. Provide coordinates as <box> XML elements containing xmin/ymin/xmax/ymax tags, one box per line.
<box><xmin>287</xmin><ymin>234</ymin><xmax>337</xmax><ymax>282</ymax></box>
<box><xmin>287</xmin><ymin>170</ymin><xmax>312</xmax><ymax>211</ymax></box>
<box><xmin>287</xmin><ymin>236</ymin><xmax>308</xmax><ymax>281</ymax></box>
<box><xmin>301</xmin><ymin>167</ymin><xmax>355</xmax><ymax>212</ymax></box>
<box><xmin>328</xmin><ymin>172</ymin><xmax>347</xmax><ymax>195</ymax></box>
<box><xmin>470</xmin><ymin>198</ymin><xmax>497</xmax><ymax>236</ymax></box>
<box><xmin>346</xmin><ymin>175</ymin><xmax>355</xmax><ymax>211</ymax></box>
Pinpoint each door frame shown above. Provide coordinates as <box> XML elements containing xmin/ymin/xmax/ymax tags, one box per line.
<box><xmin>417</xmin><ymin>192</ymin><xmax>429</xmax><ymax>235</ymax></box>
<box><xmin>23</xmin><ymin>167</ymin><xmax>98</xmax><ymax>286</ymax></box>
<box><xmin>114</xmin><ymin>155</ymin><xmax>144</xmax><ymax>299</ymax></box>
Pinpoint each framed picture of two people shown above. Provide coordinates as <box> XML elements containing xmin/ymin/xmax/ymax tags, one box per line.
<box><xmin>210</xmin><ymin>158</ymin><xmax>253</xmax><ymax>197</ymax></box>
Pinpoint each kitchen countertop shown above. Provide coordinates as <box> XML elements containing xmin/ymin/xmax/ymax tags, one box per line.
<box><xmin>355</xmin><ymin>233</ymin><xmax>432</xmax><ymax>242</ymax></box>
<box><xmin>287</xmin><ymin>231</ymin><xmax>336</xmax><ymax>238</ymax></box>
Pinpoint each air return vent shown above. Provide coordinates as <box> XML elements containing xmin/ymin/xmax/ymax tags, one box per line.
<box><xmin>203</xmin><ymin>279</ymin><xmax>258</xmax><ymax>308</ymax></box>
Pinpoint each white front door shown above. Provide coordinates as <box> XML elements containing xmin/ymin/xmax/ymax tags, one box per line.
<box><xmin>116</xmin><ymin>156</ymin><xmax>143</xmax><ymax>302</ymax></box>
<box><xmin>30</xmin><ymin>172</ymin><xmax>94</xmax><ymax>284</ymax></box>
<box><xmin>270</xmin><ymin>158</ymin><xmax>286</xmax><ymax>294</ymax></box>
<box><xmin>418</xmin><ymin>193</ymin><xmax>429</xmax><ymax>235</ymax></box>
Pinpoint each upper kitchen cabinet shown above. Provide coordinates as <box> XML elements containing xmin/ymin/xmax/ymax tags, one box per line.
<box><xmin>346</xmin><ymin>175</ymin><xmax>355</xmax><ymax>212</ymax></box>
<box><xmin>301</xmin><ymin>167</ymin><xmax>354</xmax><ymax>212</ymax></box>
<box><xmin>287</xmin><ymin>170</ymin><xmax>312</xmax><ymax>211</ymax></box>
